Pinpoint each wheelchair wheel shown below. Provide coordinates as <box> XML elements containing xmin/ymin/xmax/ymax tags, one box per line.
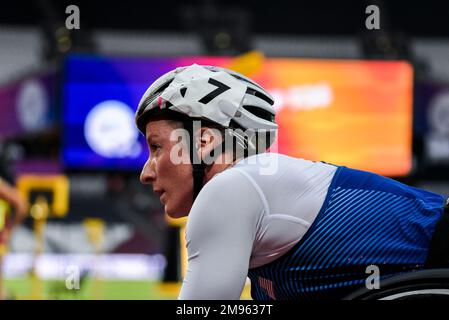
<box><xmin>344</xmin><ymin>269</ymin><xmax>449</xmax><ymax>300</ymax></box>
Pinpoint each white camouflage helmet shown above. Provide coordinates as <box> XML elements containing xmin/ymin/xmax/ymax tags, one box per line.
<box><xmin>135</xmin><ymin>64</ymin><xmax>278</xmax><ymax>151</ymax></box>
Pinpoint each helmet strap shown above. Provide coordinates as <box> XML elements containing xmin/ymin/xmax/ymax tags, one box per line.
<box><xmin>184</xmin><ymin>121</ymin><xmax>227</xmax><ymax>202</ymax></box>
<box><xmin>184</xmin><ymin>121</ymin><xmax>207</xmax><ymax>202</ymax></box>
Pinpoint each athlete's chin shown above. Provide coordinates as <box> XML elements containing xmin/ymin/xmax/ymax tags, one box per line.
<box><xmin>165</xmin><ymin>205</ymin><xmax>189</xmax><ymax>219</ymax></box>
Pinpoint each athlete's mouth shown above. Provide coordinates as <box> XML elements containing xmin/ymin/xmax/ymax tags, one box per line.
<box><xmin>154</xmin><ymin>189</ymin><xmax>166</xmax><ymax>202</ymax></box>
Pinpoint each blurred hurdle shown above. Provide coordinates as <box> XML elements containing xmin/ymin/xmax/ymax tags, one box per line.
<box><xmin>17</xmin><ymin>174</ymin><xmax>69</xmax><ymax>300</ymax></box>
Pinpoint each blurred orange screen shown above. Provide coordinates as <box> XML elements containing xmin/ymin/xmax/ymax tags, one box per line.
<box><xmin>182</xmin><ymin>57</ymin><xmax>413</xmax><ymax>176</ymax></box>
<box><xmin>252</xmin><ymin>59</ymin><xmax>413</xmax><ymax>177</ymax></box>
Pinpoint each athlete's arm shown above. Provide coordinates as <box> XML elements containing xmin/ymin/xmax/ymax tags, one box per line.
<box><xmin>179</xmin><ymin>169</ymin><xmax>265</xmax><ymax>300</ymax></box>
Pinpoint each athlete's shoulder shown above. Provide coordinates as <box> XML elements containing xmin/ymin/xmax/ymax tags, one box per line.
<box><xmin>235</xmin><ymin>152</ymin><xmax>339</xmax><ymax>167</ymax></box>
<box><xmin>190</xmin><ymin>162</ymin><xmax>268</xmax><ymax>220</ymax></box>
<box><xmin>187</xmin><ymin>162</ymin><xmax>265</xmax><ymax>238</ymax></box>
<box><xmin>197</xmin><ymin>165</ymin><xmax>258</xmax><ymax>201</ymax></box>
<box><xmin>232</xmin><ymin>152</ymin><xmax>338</xmax><ymax>179</ymax></box>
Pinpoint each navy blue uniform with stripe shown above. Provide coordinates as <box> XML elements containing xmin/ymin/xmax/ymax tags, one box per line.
<box><xmin>247</xmin><ymin>166</ymin><xmax>446</xmax><ymax>300</ymax></box>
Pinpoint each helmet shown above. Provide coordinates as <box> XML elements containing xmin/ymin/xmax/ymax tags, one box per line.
<box><xmin>136</xmin><ymin>64</ymin><xmax>277</xmax><ymax>139</ymax></box>
<box><xmin>135</xmin><ymin>64</ymin><xmax>278</xmax><ymax>201</ymax></box>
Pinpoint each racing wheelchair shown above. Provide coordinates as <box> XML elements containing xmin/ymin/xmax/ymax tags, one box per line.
<box><xmin>344</xmin><ymin>268</ymin><xmax>449</xmax><ymax>300</ymax></box>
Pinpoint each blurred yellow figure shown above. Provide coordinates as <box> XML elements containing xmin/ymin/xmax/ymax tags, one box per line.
<box><xmin>83</xmin><ymin>218</ymin><xmax>105</xmax><ymax>253</ymax></box>
<box><xmin>83</xmin><ymin>218</ymin><xmax>106</xmax><ymax>299</ymax></box>
<box><xmin>0</xmin><ymin>177</ymin><xmax>29</xmax><ymax>300</ymax></box>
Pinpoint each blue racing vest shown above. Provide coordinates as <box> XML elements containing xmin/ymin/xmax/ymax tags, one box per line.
<box><xmin>247</xmin><ymin>166</ymin><xmax>446</xmax><ymax>300</ymax></box>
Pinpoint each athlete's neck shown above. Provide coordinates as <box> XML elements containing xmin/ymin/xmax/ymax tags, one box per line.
<box><xmin>203</xmin><ymin>153</ymin><xmax>242</xmax><ymax>184</ymax></box>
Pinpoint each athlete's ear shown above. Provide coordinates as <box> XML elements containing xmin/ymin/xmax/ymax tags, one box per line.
<box><xmin>198</xmin><ymin>127</ymin><xmax>223</xmax><ymax>163</ymax></box>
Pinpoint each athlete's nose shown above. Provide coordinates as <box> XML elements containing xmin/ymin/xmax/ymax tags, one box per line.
<box><xmin>140</xmin><ymin>158</ymin><xmax>156</xmax><ymax>185</ymax></box>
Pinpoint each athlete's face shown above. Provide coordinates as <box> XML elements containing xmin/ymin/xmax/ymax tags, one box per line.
<box><xmin>140</xmin><ymin>119</ymin><xmax>193</xmax><ymax>218</ymax></box>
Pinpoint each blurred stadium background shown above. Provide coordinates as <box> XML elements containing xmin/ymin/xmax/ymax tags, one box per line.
<box><xmin>0</xmin><ymin>0</ymin><xmax>448</xmax><ymax>300</ymax></box>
